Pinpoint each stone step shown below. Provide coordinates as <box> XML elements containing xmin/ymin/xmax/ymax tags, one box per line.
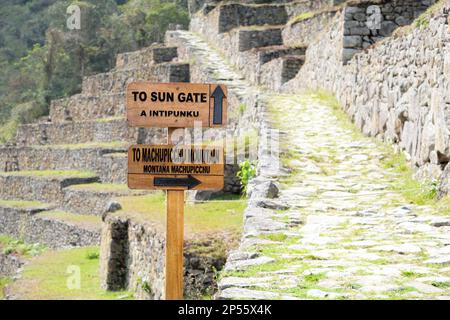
<box><xmin>259</xmin><ymin>55</ymin><xmax>305</xmax><ymax>90</ymax></box>
<box><xmin>0</xmin><ymin>201</ymin><xmax>100</xmax><ymax>248</ymax></box>
<box><xmin>0</xmin><ymin>143</ymin><xmax>127</xmax><ymax>183</ymax></box>
<box><xmin>61</xmin><ymin>183</ymin><xmax>148</xmax><ymax>216</ymax></box>
<box><xmin>0</xmin><ymin>170</ymin><xmax>99</xmax><ymax>204</ymax></box>
<box><xmin>234</xmin><ymin>26</ymin><xmax>284</xmax><ymax>52</ymax></box>
<box><xmin>50</xmin><ymin>93</ymin><xmax>124</xmax><ymax>122</ymax></box>
<box><xmin>115</xmin><ymin>45</ymin><xmax>178</xmax><ymax>70</ymax></box>
<box><xmin>196</xmin><ymin>2</ymin><xmax>289</xmax><ymax>34</ymax></box>
<box><xmin>81</xmin><ymin>62</ymin><xmax>190</xmax><ymax>96</ymax></box>
<box><xmin>15</xmin><ymin>117</ymin><xmax>166</xmax><ymax>146</ymax></box>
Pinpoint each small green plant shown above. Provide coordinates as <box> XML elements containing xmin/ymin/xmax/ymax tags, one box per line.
<box><xmin>86</xmin><ymin>251</ymin><xmax>100</xmax><ymax>260</ymax></box>
<box><xmin>138</xmin><ymin>278</ymin><xmax>153</xmax><ymax>295</ymax></box>
<box><xmin>237</xmin><ymin>160</ymin><xmax>257</xmax><ymax>195</ymax></box>
<box><xmin>1</xmin><ymin>237</ymin><xmax>45</xmax><ymax>257</ymax></box>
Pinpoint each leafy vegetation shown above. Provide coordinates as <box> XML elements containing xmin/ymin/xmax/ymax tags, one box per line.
<box><xmin>0</xmin><ymin>277</ymin><xmax>12</xmax><ymax>300</ymax></box>
<box><xmin>0</xmin><ymin>235</ymin><xmax>46</xmax><ymax>257</ymax></box>
<box><xmin>237</xmin><ymin>160</ymin><xmax>257</xmax><ymax>195</ymax></box>
<box><xmin>0</xmin><ymin>0</ymin><xmax>189</xmax><ymax>143</ymax></box>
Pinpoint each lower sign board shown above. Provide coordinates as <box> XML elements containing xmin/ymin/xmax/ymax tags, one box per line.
<box><xmin>128</xmin><ymin>145</ymin><xmax>224</xmax><ymax>190</ymax></box>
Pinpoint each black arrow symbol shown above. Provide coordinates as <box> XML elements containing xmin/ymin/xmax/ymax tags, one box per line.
<box><xmin>154</xmin><ymin>175</ymin><xmax>201</xmax><ymax>189</ymax></box>
<box><xmin>211</xmin><ymin>85</ymin><xmax>225</xmax><ymax>125</ymax></box>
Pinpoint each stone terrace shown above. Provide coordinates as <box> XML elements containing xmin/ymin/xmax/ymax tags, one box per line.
<box><xmin>0</xmin><ymin>44</ymin><xmax>189</xmax><ymax>249</ymax></box>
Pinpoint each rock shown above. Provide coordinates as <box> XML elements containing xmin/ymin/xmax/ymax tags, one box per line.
<box><xmin>307</xmin><ymin>289</ymin><xmax>343</xmax><ymax>299</ymax></box>
<box><xmin>224</xmin><ymin>256</ymin><xmax>275</xmax><ymax>271</ymax></box>
<box><xmin>425</xmin><ymin>256</ymin><xmax>450</xmax><ymax>266</ymax></box>
<box><xmin>105</xmin><ymin>201</ymin><xmax>121</xmax><ymax>213</ymax></box>
<box><xmin>407</xmin><ymin>281</ymin><xmax>444</xmax><ymax>294</ymax></box>
<box><xmin>438</xmin><ymin>163</ymin><xmax>450</xmax><ymax>198</ymax></box>
<box><xmin>247</xmin><ymin>178</ymin><xmax>279</xmax><ymax>199</ymax></box>
<box><xmin>344</xmin><ymin>36</ymin><xmax>362</xmax><ymax>48</ymax></box>
<box><xmin>254</xmin><ymin>199</ymin><xmax>289</xmax><ymax>210</ymax></box>
<box><xmin>379</xmin><ymin>21</ymin><xmax>397</xmax><ymax>37</ymax></box>
<box><xmin>217</xmin><ymin>288</ymin><xmax>298</xmax><ymax>300</ymax></box>
<box><xmin>373</xmin><ymin>244</ymin><xmax>422</xmax><ymax>254</ymax></box>
<box><xmin>218</xmin><ymin>276</ymin><xmax>274</xmax><ymax>290</ymax></box>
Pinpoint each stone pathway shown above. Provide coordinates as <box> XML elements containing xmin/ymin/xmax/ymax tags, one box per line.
<box><xmin>220</xmin><ymin>94</ymin><xmax>450</xmax><ymax>300</ymax></box>
<box><xmin>168</xmin><ymin>30</ymin><xmax>450</xmax><ymax>300</ymax></box>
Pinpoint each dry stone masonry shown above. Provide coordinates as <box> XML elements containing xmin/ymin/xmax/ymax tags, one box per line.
<box><xmin>2</xmin><ymin>0</ymin><xmax>450</xmax><ymax>300</ymax></box>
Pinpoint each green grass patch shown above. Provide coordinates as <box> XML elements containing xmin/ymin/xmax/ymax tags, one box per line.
<box><xmin>38</xmin><ymin>211</ymin><xmax>102</xmax><ymax>228</ymax></box>
<box><xmin>380</xmin><ymin>147</ymin><xmax>439</xmax><ymax>206</ymax></box>
<box><xmin>117</xmin><ymin>193</ymin><xmax>245</xmax><ymax>234</ymax></box>
<box><xmin>309</xmin><ymin>90</ymin><xmax>365</xmax><ymax>140</ymax></box>
<box><xmin>289</xmin><ymin>11</ymin><xmax>314</xmax><ymax>24</ymax></box>
<box><xmin>400</xmin><ymin>270</ymin><xmax>425</xmax><ymax>279</ymax></box>
<box><xmin>261</xmin><ymin>233</ymin><xmax>288</xmax><ymax>242</ymax></box>
<box><xmin>0</xmin><ymin>199</ymin><xmax>46</xmax><ymax>209</ymax></box>
<box><xmin>68</xmin><ymin>183</ymin><xmax>129</xmax><ymax>192</ymax></box>
<box><xmin>0</xmin><ymin>235</ymin><xmax>46</xmax><ymax>257</ymax></box>
<box><xmin>95</xmin><ymin>116</ymin><xmax>123</xmax><ymax>123</ymax></box>
<box><xmin>7</xmin><ymin>246</ymin><xmax>132</xmax><ymax>300</ymax></box>
<box><xmin>0</xmin><ymin>170</ymin><xmax>97</xmax><ymax>179</ymax></box>
<box><xmin>0</xmin><ymin>277</ymin><xmax>12</xmax><ymax>300</ymax></box>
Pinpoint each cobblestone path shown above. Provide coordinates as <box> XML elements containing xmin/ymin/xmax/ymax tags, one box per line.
<box><xmin>220</xmin><ymin>94</ymin><xmax>450</xmax><ymax>300</ymax></box>
<box><xmin>171</xmin><ymin>31</ymin><xmax>450</xmax><ymax>300</ymax></box>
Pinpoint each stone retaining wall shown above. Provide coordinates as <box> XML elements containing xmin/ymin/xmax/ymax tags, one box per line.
<box><xmin>50</xmin><ymin>94</ymin><xmax>125</xmax><ymax>122</ymax></box>
<box><xmin>0</xmin><ymin>253</ymin><xmax>22</xmax><ymax>277</ymax></box>
<box><xmin>61</xmin><ymin>187</ymin><xmax>147</xmax><ymax>216</ymax></box>
<box><xmin>282</xmin><ymin>8</ymin><xmax>339</xmax><ymax>46</ymax></box>
<box><xmin>115</xmin><ymin>46</ymin><xmax>178</xmax><ymax>70</ymax></box>
<box><xmin>0</xmin><ymin>174</ymin><xmax>99</xmax><ymax>204</ymax></box>
<box><xmin>342</xmin><ymin>0</ymin><xmax>436</xmax><ymax>62</ymax></box>
<box><xmin>0</xmin><ymin>146</ymin><xmax>125</xmax><ymax>183</ymax></box>
<box><xmin>0</xmin><ymin>206</ymin><xmax>100</xmax><ymax>248</ymax></box>
<box><xmin>81</xmin><ymin>63</ymin><xmax>190</xmax><ymax>96</ymax></box>
<box><xmin>284</xmin><ymin>3</ymin><xmax>450</xmax><ymax>191</ymax></box>
<box><xmin>100</xmin><ymin>214</ymin><xmax>229</xmax><ymax>299</ymax></box>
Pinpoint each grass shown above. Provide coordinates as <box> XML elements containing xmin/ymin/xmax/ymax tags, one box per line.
<box><xmin>38</xmin><ymin>211</ymin><xmax>102</xmax><ymax>228</ymax></box>
<box><xmin>0</xmin><ymin>170</ymin><xmax>97</xmax><ymax>179</ymax></box>
<box><xmin>0</xmin><ymin>235</ymin><xmax>46</xmax><ymax>257</ymax></box>
<box><xmin>289</xmin><ymin>11</ymin><xmax>314</xmax><ymax>24</ymax></box>
<box><xmin>68</xmin><ymin>183</ymin><xmax>130</xmax><ymax>192</ymax></box>
<box><xmin>0</xmin><ymin>199</ymin><xmax>46</xmax><ymax>208</ymax></box>
<box><xmin>310</xmin><ymin>89</ymin><xmax>450</xmax><ymax>211</ymax></box>
<box><xmin>394</xmin><ymin>0</ymin><xmax>444</xmax><ymax>35</ymax></box>
<box><xmin>6</xmin><ymin>246</ymin><xmax>132</xmax><ymax>300</ymax></box>
<box><xmin>0</xmin><ymin>277</ymin><xmax>12</xmax><ymax>300</ymax></box>
<box><xmin>116</xmin><ymin>192</ymin><xmax>246</xmax><ymax>235</ymax></box>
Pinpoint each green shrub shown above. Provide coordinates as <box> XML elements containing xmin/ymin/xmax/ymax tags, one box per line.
<box><xmin>237</xmin><ymin>160</ymin><xmax>257</xmax><ymax>195</ymax></box>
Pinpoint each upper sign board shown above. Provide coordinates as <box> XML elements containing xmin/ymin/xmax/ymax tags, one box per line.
<box><xmin>126</xmin><ymin>82</ymin><xmax>227</xmax><ymax>128</ymax></box>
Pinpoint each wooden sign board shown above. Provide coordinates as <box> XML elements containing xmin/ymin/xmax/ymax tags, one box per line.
<box><xmin>126</xmin><ymin>82</ymin><xmax>227</xmax><ymax>128</ymax></box>
<box><xmin>128</xmin><ymin>145</ymin><xmax>224</xmax><ymax>191</ymax></box>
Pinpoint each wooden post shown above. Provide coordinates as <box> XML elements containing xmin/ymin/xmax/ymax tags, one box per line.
<box><xmin>165</xmin><ymin>128</ymin><xmax>184</xmax><ymax>300</ymax></box>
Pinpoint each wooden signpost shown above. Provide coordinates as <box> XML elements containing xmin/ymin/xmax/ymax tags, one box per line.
<box><xmin>126</xmin><ymin>82</ymin><xmax>227</xmax><ymax>300</ymax></box>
